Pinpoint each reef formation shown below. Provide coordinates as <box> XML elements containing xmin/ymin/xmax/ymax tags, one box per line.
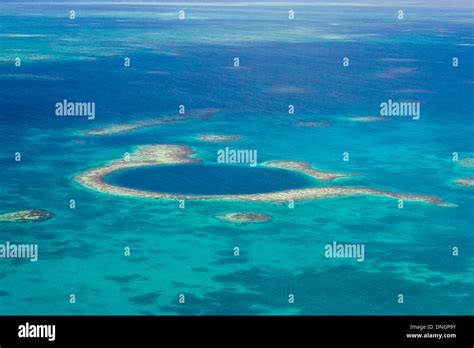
<box><xmin>264</xmin><ymin>161</ymin><xmax>359</xmax><ymax>181</ymax></box>
<box><xmin>197</xmin><ymin>135</ymin><xmax>243</xmax><ymax>142</ymax></box>
<box><xmin>349</xmin><ymin>116</ymin><xmax>388</xmax><ymax>122</ymax></box>
<box><xmin>296</xmin><ymin>121</ymin><xmax>330</xmax><ymax>127</ymax></box>
<box><xmin>215</xmin><ymin>212</ymin><xmax>272</xmax><ymax>224</ymax></box>
<box><xmin>455</xmin><ymin>178</ymin><xmax>474</xmax><ymax>187</ymax></box>
<box><xmin>458</xmin><ymin>158</ymin><xmax>474</xmax><ymax>168</ymax></box>
<box><xmin>74</xmin><ymin>144</ymin><xmax>455</xmax><ymax>207</ymax></box>
<box><xmin>0</xmin><ymin>210</ymin><xmax>54</xmax><ymax>223</ymax></box>
<box><xmin>80</xmin><ymin>108</ymin><xmax>224</xmax><ymax>136</ymax></box>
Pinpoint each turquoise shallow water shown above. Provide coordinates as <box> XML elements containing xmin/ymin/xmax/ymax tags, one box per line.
<box><xmin>0</xmin><ymin>2</ymin><xmax>473</xmax><ymax>315</ymax></box>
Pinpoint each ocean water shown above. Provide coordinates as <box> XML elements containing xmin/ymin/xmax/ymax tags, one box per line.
<box><xmin>0</xmin><ymin>1</ymin><xmax>473</xmax><ymax>315</ymax></box>
<box><xmin>106</xmin><ymin>165</ymin><xmax>316</xmax><ymax>195</ymax></box>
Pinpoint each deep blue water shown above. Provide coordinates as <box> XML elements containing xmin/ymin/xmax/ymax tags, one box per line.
<box><xmin>106</xmin><ymin>164</ymin><xmax>316</xmax><ymax>195</ymax></box>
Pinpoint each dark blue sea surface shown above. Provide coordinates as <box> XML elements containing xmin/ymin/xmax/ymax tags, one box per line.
<box><xmin>106</xmin><ymin>164</ymin><xmax>316</xmax><ymax>195</ymax></box>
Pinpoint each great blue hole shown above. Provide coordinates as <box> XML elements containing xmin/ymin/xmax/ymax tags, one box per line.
<box><xmin>105</xmin><ymin>164</ymin><xmax>316</xmax><ymax>195</ymax></box>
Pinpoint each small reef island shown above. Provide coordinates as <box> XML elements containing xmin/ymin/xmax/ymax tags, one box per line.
<box><xmin>296</xmin><ymin>121</ymin><xmax>330</xmax><ymax>127</ymax></box>
<box><xmin>215</xmin><ymin>212</ymin><xmax>272</xmax><ymax>224</ymax></box>
<box><xmin>80</xmin><ymin>108</ymin><xmax>224</xmax><ymax>136</ymax></box>
<box><xmin>74</xmin><ymin>144</ymin><xmax>455</xmax><ymax>207</ymax></box>
<box><xmin>349</xmin><ymin>116</ymin><xmax>389</xmax><ymax>122</ymax></box>
<box><xmin>455</xmin><ymin>157</ymin><xmax>474</xmax><ymax>187</ymax></box>
<box><xmin>458</xmin><ymin>157</ymin><xmax>474</xmax><ymax>168</ymax></box>
<box><xmin>0</xmin><ymin>210</ymin><xmax>54</xmax><ymax>223</ymax></box>
<box><xmin>455</xmin><ymin>178</ymin><xmax>474</xmax><ymax>187</ymax></box>
<box><xmin>197</xmin><ymin>135</ymin><xmax>243</xmax><ymax>142</ymax></box>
